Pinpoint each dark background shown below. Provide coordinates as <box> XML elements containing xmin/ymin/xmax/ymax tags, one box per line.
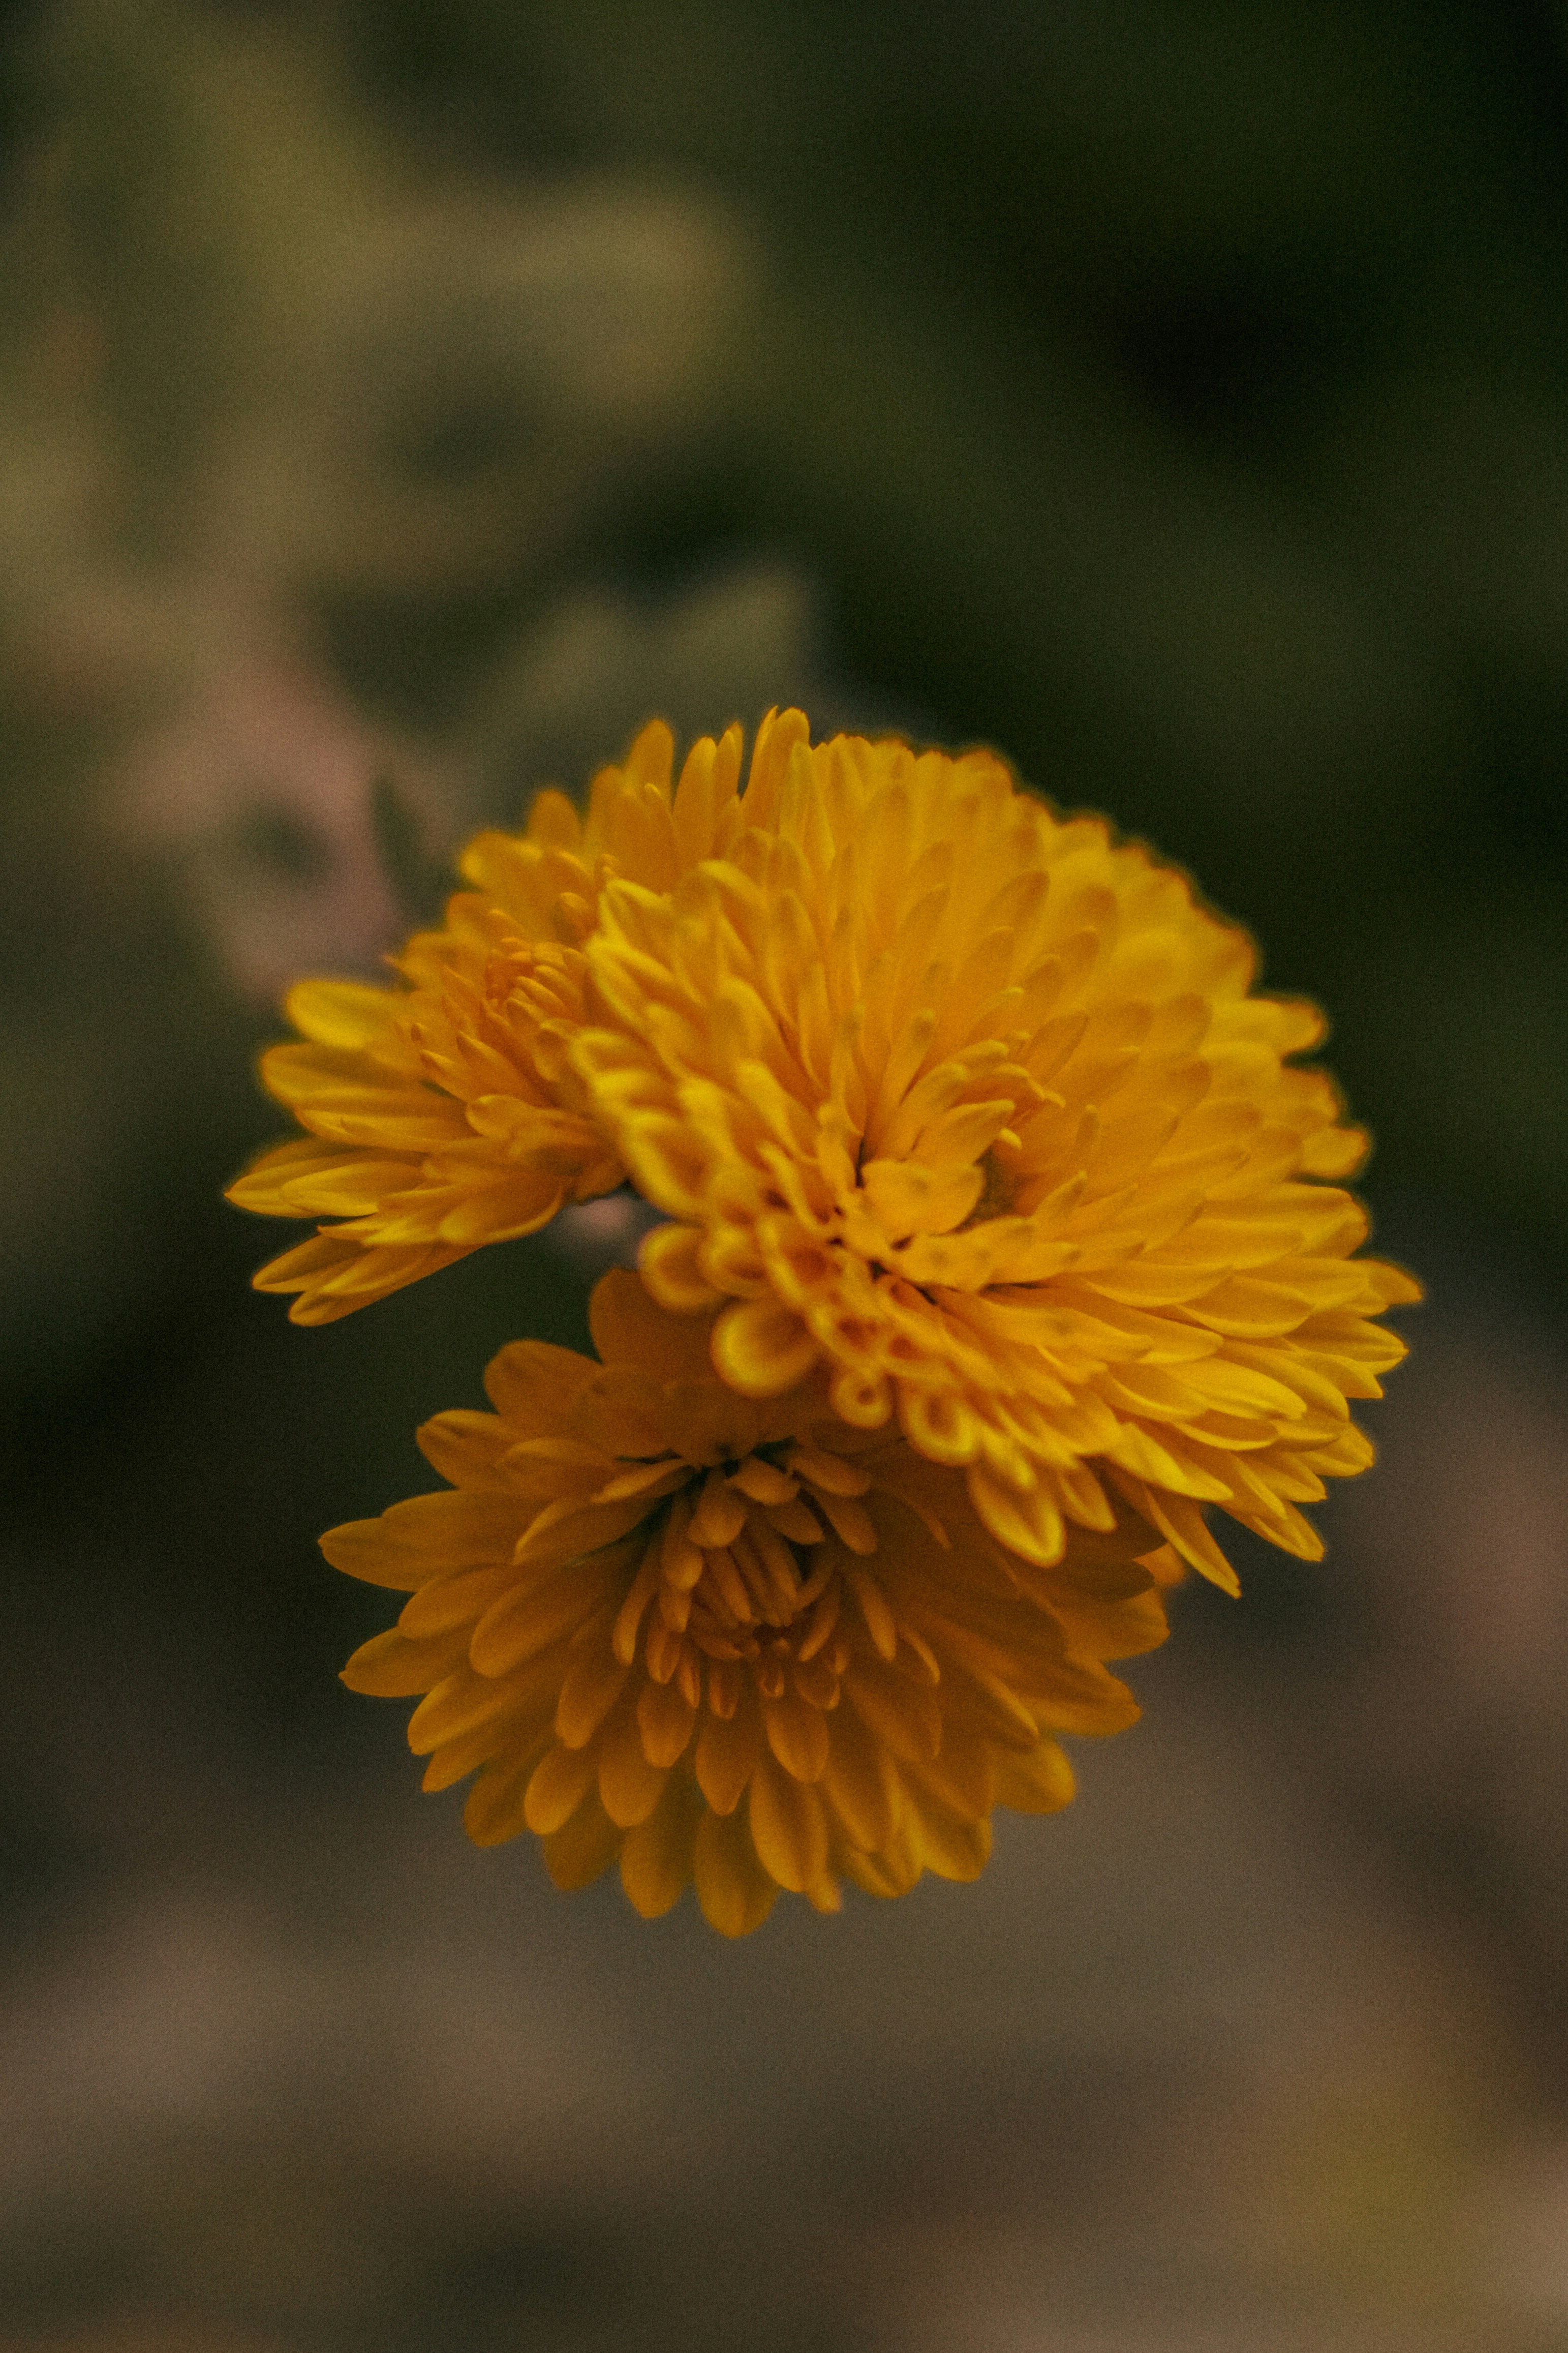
<box><xmin>1</xmin><ymin>5</ymin><xmax>1566</xmax><ymax>2347</ymax></box>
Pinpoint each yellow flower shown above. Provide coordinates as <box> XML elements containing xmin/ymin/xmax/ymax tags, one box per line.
<box><xmin>227</xmin><ymin>718</ymin><xmax>751</xmax><ymax>1323</ymax></box>
<box><xmin>328</xmin><ymin>1272</ymin><xmax>1169</xmax><ymax>1935</ymax></box>
<box><xmin>571</xmin><ymin>711</ymin><xmax>1419</xmax><ymax>1590</ymax></box>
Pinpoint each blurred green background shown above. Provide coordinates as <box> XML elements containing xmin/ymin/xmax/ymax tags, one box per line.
<box><xmin>2</xmin><ymin>4</ymin><xmax>1567</xmax><ymax>2348</ymax></box>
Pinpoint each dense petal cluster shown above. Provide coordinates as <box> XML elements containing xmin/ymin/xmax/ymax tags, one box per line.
<box><xmin>328</xmin><ymin>1273</ymin><xmax>1169</xmax><ymax>1933</ymax></box>
<box><xmin>236</xmin><ymin>708</ymin><xmax>1417</xmax><ymax>1933</ymax></box>
<box><xmin>228</xmin><ymin>718</ymin><xmax>751</xmax><ymax>1322</ymax></box>
<box><xmin>572</xmin><ymin>712</ymin><xmax>1418</xmax><ymax>1589</ymax></box>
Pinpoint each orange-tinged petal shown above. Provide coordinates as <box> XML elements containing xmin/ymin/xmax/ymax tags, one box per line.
<box><xmin>992</xmin><ymin>1740</ymin><xmax>1076</xmax><ymax>1816</ymax></box>
<box><xmin>637</xmin><ymin>1675</ymin><xmax>698</xmax><ymax>1769</ymax></box>
<box><xmin>693</xmin><ymin>1804</ymin><xmax>777</xmax><ymax>1937</ymax></box>
<box><xmin>762</xmin><ymin>1692</ymin><xmax>831</xmax><ymax>1783</ymax></box>
<box><xmin>712</xmin><ymin>1298</ymin><xmax>821</xmax><ymax>1395</ymax></box>
<box><xmin>619</xmin><ymin>1773</ymin><xmax>702</xmax><ymax>1918</ymax></box>
<box><xmin>747</xmin><ymin>1760</ymin><xmax>828</xmax><ymax>1895</ymax></box>
<box><xmin>555</xmin><ymin>1638</ymin><xmax>630</xmax><ymax>1748</ymax></box>
<box><xmin>638</xmin><ymin>1220</ymin><xmax>724</xmax><ymax>1311</ymax></box>
<box><xmin>821</xmin><ymin>1709</ymin><xmax>902</xmax><ymax>1852</ymax></box>
<box><xmin>463</xmin><ymin>1758</ymin><xmax>535</xmax><ymax>1847</ymax></box>
<box><xmin>542</xmin><ymin>1791</ymin><xmax>621</xmax><ymax>1891</ymax></box>
<box><xmin>470</xmin><ymin>1564</ymin><xmax>609</xmax><ymax>1676</ymax></box>
<box><xmin>597</xmin><ymin>1706</ymin><xmax>668</xmax><ymax>1827</ymax></box>
<box><xmin>341</xmin><ymin>1628</ymin><xmax>467</xmax><ymax>1696</ymax></box>
<box><xmin>694</xmin><ymin>1700</ymin><xmax>762</xmax><ymax>1816</ymax></box>
<box><xmin>524</xmin><ymin>1741</ymin><xmax>598</xmax><ymax>1836</ymax></box>
<box><xmin>902</xmin><ymin>1781</ymin><xmax>991</xmax><ymax>1882</ymax></box>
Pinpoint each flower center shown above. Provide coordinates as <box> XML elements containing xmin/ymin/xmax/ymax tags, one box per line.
<box><xmin>482</xmin><ymin>938</ymin><xmax>583</xmax><ymax>1025</ymax></box>
<box><xmin>610</xmin><ymin>1445</ymin><xmax>880</xmax><ymax>1719</ymax></box>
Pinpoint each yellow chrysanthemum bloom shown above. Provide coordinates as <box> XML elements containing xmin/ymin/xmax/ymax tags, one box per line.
<box><xmin>227</xmin><ymin>719</ymin><xmax>750</xmax><ymax>1323</ymax></box>
<box><xmin>570</xmin><ymin>711</ymin><xmax>1418</xmax><ymax>1591</ymax></box>
<box><xmin>328</xmin><ymin>1272</ymin><xmax>1169</xmax><ymax>1935</ymax></box>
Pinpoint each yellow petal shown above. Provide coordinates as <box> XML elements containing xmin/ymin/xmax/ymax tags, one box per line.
<box><xmin>340</xmin><ymin>1628</ymin><xmax>465</xmax><ymax>1697</ymax></box>
<box><xmin>638</xmin><ymin>1221</ymin><xmax>724</xmax><ymax>1311</ymax></box>
<box><xmin>901</xmin><ymin>1780</ymin><xmax>991</xmax><ymax>1882</ymax></box>
<box><xmin>637</xmin><ymin>1675</ymin><xmax>698</xmax><ymax>1769</ymax></box>
<box><xmin>692</xmin><ymin>1804</ymin><xmax>777</xmax><ymax>1937</ymax></box>
<box><xmin>283</xmin><ymin>978</ymin><xmax>405</xmax><ymax>1050</ymax></box>
<box><xmin>967</xmin><ymin>1468</ymin><xmax>1066</xmax><ymax>1567</ymax></box>
<box><xmin>524</xmin><ymin>1741</ymin><xmax>599</xmax><ymax>1836</ymax></box>
<box><xmin>820</xmin><ymin>1709</ymin><xmax>902</xmax><ymax>1852</ymax></box>
<box><xmin>843</xmin><ymin>1661</ymin><xmax>942</xmax><ymax>1766</ymax></box>
<box><xmin>541</xmin><ymin>1791</ymin><xmax>621</xmax><ymax>1891</ymax></box>
<box><xmin>471</xmin><ymin>1563</ymin><xmax>608</xmax><ymax>1676</ymax></box>
<box><xmin>747</xmin><ymin>1760</ymin><xmax>828</xmax><ymax>1895</ymax></box>
<box><xmin>597</xmin><ymin>1705</ymin><xmax>668</xmax><ymax>1827</ymax></box>
<box><xmin>463</xmin><ymin>1758</ymin><xmax>535</xmax><ymax>1847</ymax></box>
<box><xmin>993</xmin><ymin>1739</ymin><xmax>1075</xmax><ymax>1816</ymax></box>
<box><xmin>694</xmin><ymin>1700</ymin><xmax>762</xmax><ymax>1815</ymax></box>
<box><xmin>619</xmin><ymin>1772</ymin><xmax>702</xmax><ymax>1919</ymax></box>
<box><xmin>712</xmin><ymin>1298</ymin><xmax>820</xmax><ymax>1395</ymax></box>
<box><xmin>555</xmin><ymin>1637</ymin><xmax>630</xmax><ymax>1747</ymax></box>
<box><xmin>762</xmin><ymin>1692</ymin><xmax>831</xmax><ymax>1783</ymax></box>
